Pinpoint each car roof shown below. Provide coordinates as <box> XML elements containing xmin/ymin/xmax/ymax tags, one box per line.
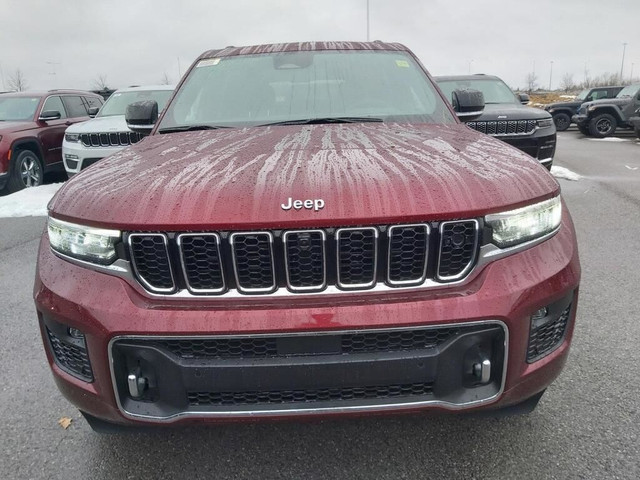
<box><xmin>199</xmin><ymin>41</ymin><xmax>409</xmax><ymax>60</ymax></box>
<box><xmin>433</xmin><ymin>74</ymin><xmax>501</xmax><ymax>82</ymax></box>
<box><xmin>111</xmin><ymin>85</ymin><xmax>176</xmax><ymax>94</ymax></box>
<box><xmin>0</xmin><ymin>89</ymin><xmax>102</xmax><ymax>98</ymax></box>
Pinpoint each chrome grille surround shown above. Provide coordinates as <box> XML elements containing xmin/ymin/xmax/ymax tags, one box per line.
<box><xmin>128</xmin><ymin>233</ymin><xmax>176</xmax><ymax>294</ymax></box>
<box><xmin>176</xmin><ymin>233</ymin><xmax>226</xmax><ymax>294</ymax></box>
<box><xmin>335</xmin><ymin>227</ymin><xmax>379</xmax><ymax>289</ymax></box>
<box><xmin>436</xmin><ymin>220</ymin><xmax>480</xmax><ymax>282</ymax></box>
<box><xmin>229</xmin><ymin>231</ymin><xmax>277</xmax><ymax>294</ymax></box>
<box><xmin>387</xmin><ymin>223</ymin><xmax>430</xmax><ymax>286</ymax></box>
<box><xmin>80</xmin><ymin>131</ymin><xmax>144</xmax><ymax>148</ymax></box>
<box><xmin>283</xmin><ymin>229</ymin><xmax>327</xmax><ymax>292</ymax></box>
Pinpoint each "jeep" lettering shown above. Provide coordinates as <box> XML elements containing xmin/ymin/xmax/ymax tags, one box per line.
<box><xmin>281</xmin><ymin>197</ymin><xmax>325</xmax><ymax>211</ymax></box>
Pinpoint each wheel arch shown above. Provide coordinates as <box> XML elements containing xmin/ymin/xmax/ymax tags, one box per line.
<box><xmin>10</xmin><ymin>138</ymin><xmax>45</xmax><ymax>165</ymax></box>
<box><xmin>588</xmin><ymin>106</ymin><xmax>623</xmax><ymax>123</ymax></box>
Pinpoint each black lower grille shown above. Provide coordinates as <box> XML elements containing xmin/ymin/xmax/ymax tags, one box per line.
<box><xmin>157</xmin><ymin>326</ymin><xmax>460</xmax><ymax>360</ymax></box>
<box><xmin>46</xmin><ymin>327</ymin><xmax>93</xmax><ymax>381</ymax></box>
<box><xmin>188</xmin><ymin>382</ymin><xmax>434</xmax><ymax>406</ymax></box>
<box><xmin>437</xmin><ymin>220</ymin><xmax>478</xmax><ymax>280</ymax></box>
<box><xmin>527</xmin><ymin>305</ymin><xmax>571</xmax><ymax>362</ymax></box>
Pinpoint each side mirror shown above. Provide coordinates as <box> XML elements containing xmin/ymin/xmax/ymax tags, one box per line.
<box><xmin>39</xmin><ymin>110</ymin><xmax>61</xmax><ymax>122</ymax></box>
<box><xmin>586</xmin><ymin>95</ymin><xmax>593</xmax><ymax>102</ymax></box>
<box><xmin>125</xmin><ymin>100</ymin><xmax>158</xmax><ymax>134</ymax></box>
<box><xmin>451</xmin><ymin>89</ymin><xmax>484</xmax><ymax>122</ymax></box>
<box><xmin>88</xmin><ymin>107</ymin><xmax>100</xmax><ymax>118</ymax></box>
<box><xmin>518</xmin><ymin>93</ymin><xmax>530</xmax><ymax>105</ymax></box>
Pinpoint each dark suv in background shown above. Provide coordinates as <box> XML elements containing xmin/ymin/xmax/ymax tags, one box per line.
<box><xmin>572</xmin><ymin>83</ymin><xmax>640</xmax><ymax>137</ymax></box>
<box><xmin>544</xmin><ymin>86</ymin><xmax>623</xmax><ymax>131</ymax></box>
<box><xmin>0</xmin><ymin>90</ymin><xmax>103</xmax><ymax>192</ymax></box>
<box><xmin>436</xmin><ymin>75</ymin><xmax>556</xmax><ymax>170</ymax></box>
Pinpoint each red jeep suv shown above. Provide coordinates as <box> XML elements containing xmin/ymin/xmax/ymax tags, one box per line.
<box><xmin>34</xmin><ymin>42</ymin><xmax>580</xmax><ymax>431</ymax></box>
<box><xmin>0</xmin><ymin>90</ymin><xmax>103</xmax><ymax>192</ymax></box>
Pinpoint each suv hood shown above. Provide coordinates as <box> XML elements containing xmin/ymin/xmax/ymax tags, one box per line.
<box><xmin>0</xmin><ymin>120</ymin><xmax>37</xmax><ymax>133</ymax></box>
<box><xmin>50</xmin><ymin>123</ymin><xmax>558</xmax><ymax>230</ymax></box>
<box><xmin>65</xmin><ymin>115</ymin><xmax>128</xmax><ymax>133</ymax></box>
<box><xmin>476</xmin><ymin>104</ymin><xmax>550</xmax><ymax>121</ymax></box>
<box><xmin>546</xmin><ymin>101</ymin><xmax>581</xmax><ymax>109</ymax></box>
<box><xmin>581</xmin><ymin>97</ymin><xmax>631</xmax><ymax>109</ymax></box>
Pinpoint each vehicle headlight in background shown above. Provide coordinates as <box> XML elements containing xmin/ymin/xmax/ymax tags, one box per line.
<box><xmin>485</xmin><ymin>196</ymin><xmax>562</xmax><ymax>248</ymax></box>
<box><xmin>587</xmin><ymin>105</ymin><xmax>597</xmax><ymax>112</ymax></box>
<box><xmin>536</xmin><ymin>118</ymin><xmax>554</xmax><ymax>129</ymax></box>
<box><xmin>48</xmin><ymin>217</ymin><xmax>120</xmax><ymax>264</ymax></box>
<box><xmin>64</xmin><ymin>133</ymin><xmax>80</xmax><ymax>142</ymax></box>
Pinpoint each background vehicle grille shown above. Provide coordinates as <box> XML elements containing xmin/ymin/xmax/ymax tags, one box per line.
<box><xmin>188</xmin><ymin>382</ymin><xmax>434</xmax><ymax>406</ymax></box>
<box><xmin>467</xmin><ymin>120</ymin><xmax>536</xmax><ymax>136</ymax></box>
<box><xmin>80</xmin><ymin>131</ymin><xmax>145</xmax><ymax>148</ymax></box>
<box><xmin>127</xmin><ymin>220</ymin><xmax>480</xmax><ymax>295</ymax></box>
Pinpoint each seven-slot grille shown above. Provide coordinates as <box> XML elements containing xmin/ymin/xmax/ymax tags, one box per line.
<box><xmin>80</xmin><ymin>131</ymin><xmax>145</xmax><ymax>148</ymax></box>
<box><xmin>127</xmin><ymin>221</ymin><xmax>480</xmax><ymax>295</ymax></box>
<box><xmin>466</xmin><ymin>120</ymin><xmax>537</xmax><ymax>136</ymax></box>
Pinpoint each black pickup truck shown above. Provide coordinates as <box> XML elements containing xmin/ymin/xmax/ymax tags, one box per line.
<box><xmin>572</xmin><ymin>83</ymin><xmax>640</xmax><ymax>137</ymax></box>
<box><xmin>544</xmin><ymin>86</ymin><xmax>622</xmax><ymax>131</ymax></box>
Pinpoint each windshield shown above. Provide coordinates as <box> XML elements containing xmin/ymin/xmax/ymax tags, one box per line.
<box><xmin>158</xmin><ymin>50</ymin><xmax>455</xmax><ymax>130</ymax></box>
<box><xmin>575</xmin><ymin>89</ymin><xmax>590</xmax><ymax>101</ymax></box>
<box><xmin>616</xmin><ymin>84</ymin><xmax>640</xmax><ymax>98</ymax></box>
<box><xmin>437</xmin><ymin>78</ymin><xmax>518</xmax><ymax>104</ymax></box>
<box><xmin>0</xmin><ymin>96</ymin><xmax>40</xmax><ymax>121</ymax></box>
<box><xmin>98</xmin><ymin>89</ymin><xmax>173</xmax><ymax>117</ymax></box>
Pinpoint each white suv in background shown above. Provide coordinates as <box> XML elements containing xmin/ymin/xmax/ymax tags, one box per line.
<box><xmin>62</xmin><ymin>85</ymin><xmax>174</xmax><ymax>176</ymax></box>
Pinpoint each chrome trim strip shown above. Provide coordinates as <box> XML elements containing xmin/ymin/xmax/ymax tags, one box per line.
<box><xmin>229</xmin><ymin>231</ymin><xmax>276</xmax><ymax>294</ymax></box>
<box><xmin>283</xmin><ymin>229</ymin><xmax>327</xmax><ymax>292</ymax></box>
<box><xmin>176</xmin><ymin>233</ymin><xmax>226</xmax><ymax>294</ymax></box>
<box><xmin>107</xmin><ymin>319</ymin><xmax>509</xmax><ymax>422</ymax></box>
<box><xmin>436</xmin><ymin>219</ymin><xmax>480</xmax><ymax>282</ymax></box>
<box><xmin>127</xmin><ymin>233</ymin><xmax>176</xmax><ymax>294</ymax></box>
<box><xmin>336</xmin><ymin>227</ymin><xmax>378</xmax><ymax>289</ymax></box>
<box><xmin>387</xmin><ymin>224</ymin><xmax>430</xmax><ymax>286</ymax></box>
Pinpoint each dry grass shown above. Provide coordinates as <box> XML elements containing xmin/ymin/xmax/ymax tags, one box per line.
<box><xmin>528</xmin><ymin>92</ymin><xmax>575</xmax><ymax>108</ymax></box>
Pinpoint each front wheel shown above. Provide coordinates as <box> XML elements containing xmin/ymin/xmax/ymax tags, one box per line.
<box><xmin>577</xmin><ymin>124</ymin><xmax>590</xmax><ymax>135</ymax></box>
<box><xmin>552</xmin><ymin>112</ymin><xmax>571</xmax><ymax>131</ymax></box>
<box><xmin>7</xmin><ymin>150</ymin><xmax>44</xmax><ymax>193</ymax></box>
<box><xmin>588</xmin><ymin>113</ymin><xmax>617</xmax><ymax>138</ymax></box>
<box><xmin>635</xmin><ymin>126</ymin><xmax>640</xmax><ymax>139</ymax></box>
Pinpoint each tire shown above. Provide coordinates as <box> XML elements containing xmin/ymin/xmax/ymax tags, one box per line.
<box><xmin>588</xmin><ymin>113</ymin><xmax>617</xmax><ymax>138</ymax></box>
<box><xmin>552</xmin><ymin>112</ymin><xmax>571</xmax><ymax>131</ymax></box>
<box><xmin>578</xmin><ymin>124</ymin><xmax>590</xmax><ymax>135</ymax></box>
<box><xmin>635</xmin><ymin>127</ymin><xmax>640</xmax><ymax>139</ymax></box>
<box><xmin>7</xmin><ymin>149</ymin><xmax>44</xmax><ymax>193</ymax></box>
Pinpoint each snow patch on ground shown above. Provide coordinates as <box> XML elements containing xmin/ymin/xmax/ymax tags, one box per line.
<box><xmin>551</xmin><ymin>166</ymin><xmax>581</xmax><ymax>181</ymax></box>
<box><xmin>588</xmin><ymin>137</ymin><xmax>629</xmax><ymax>142</ymax></box>
<box><xmin>0</xmin><ymin>184</ymin><xmax>63</xmax><ymax>218</ymax></box>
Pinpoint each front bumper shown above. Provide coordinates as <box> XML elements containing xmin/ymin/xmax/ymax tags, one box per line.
<box><xmin>499</xmin><ymin>131</ymin><xmax>556</xmax><ymax>170</ymax></box>
<box><xmin>572</xmin><ymin>114</ymin><xmax>588</xmax><ymax>127</ymax></box>
<box><xmin>34</xmin><ymin>210</ymin><xmax>580</xmax><ymax>425</ymax></box>
<box><xmin>62</xmin><ymin>140</ymin><xmax>122</xmax><ymax>176</ymax></box>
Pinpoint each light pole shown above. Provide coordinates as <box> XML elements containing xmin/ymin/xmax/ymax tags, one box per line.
<box><xmin>46</xmin><ymin>61</ymin><xmax>60</xmax><ymax>88</ymax></box>
<box><xmin>631</xmin><ymin>63</ymin><xmax>635</xmax><ymax>82</ymax></box>
<box><xmin>620</xmin><ymin>43</ymin><xmax>627</xmax><ymax>80</ymax></box>
<box><xmin>468</xmin><ymin>59</ymin><xmax>473</xmax><ymax>74</ymax></box>
<box><xmin>366</xmin><ymin>0</ymin><xmax>370</xmax><ymax>41</ymax></box>
<box><xmin>549</xmin><ymin>61</ymin><xmax>554</xmax><ymax>91</ymax></box>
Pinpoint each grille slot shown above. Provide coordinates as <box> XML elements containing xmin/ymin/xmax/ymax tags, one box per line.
<box><xmin>80</xmin><ymin>131</ymin><xmax>144</xmax><ymax>147</ymax></box>
<box><xmin>387</xmin><ymin>224</ymin><xmax>429</xmax><ymax>285</ymax></box>
<box><xmin>284</xmin><ymin>230</ymin><xmax>326</xmax><ymax>291</ymax></box>
<box><xmin>336</xmin><ymin>227</ymin><xmax>378</xmax><ymax>289</ymax></box>
<box><xmin>527</xmin><ymin>305</ymin><xmax>571</xmax><ymax>362</ymax></box>
<box><xmin>188</xmin><ymin>382</ymin><xmax>434</xmax><ymax>406</ymax></box>
<box><xmin>230</xmin><ymin>232</ymin><xmax>276</xmax><ymax>293</ymax></box>
<box><xmin>129</xmin><ymin>234</ymin><xmax>175</xmax><ymax>293</ymax></box>
<box><xmin>437</xmin><ymin>220</ymin><xmax>479</xmax><ymax>281</ymax></box>
<box><xmin>46</xmin><ymin>327</ymin><xmax>93</xmax><ymax>381</ymax></box>
<box><xmin>178</xmin><ymin>234</ymin><xmax>225</xmax><ymax>293</ymax></box>
<box><xmin>467</xmin><ymin>120</ymin><xmax>536</xmax><ymax>136</ymax></box>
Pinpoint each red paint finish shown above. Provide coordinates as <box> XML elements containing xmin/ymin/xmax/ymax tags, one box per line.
<box><xmin>35</xmin><ymin>42</ymin><xmax>580</xmax><ymax>426</ymax></box>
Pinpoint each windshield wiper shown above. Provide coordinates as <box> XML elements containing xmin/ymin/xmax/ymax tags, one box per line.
<box><xmin>258</xmin><ymin>116</ymin><xmax>383</xmax><ymax>127</ymax></box>
<box><xmin>158</xmin><ymin>125</ymin><xmax>231</xmax><ymax>134</ymax></box>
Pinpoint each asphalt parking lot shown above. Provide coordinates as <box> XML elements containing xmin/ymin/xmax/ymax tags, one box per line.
<box><xmin>0</xmin><ymin>128</ymin><xmax>639</xmax><ymax>479</ymax></box>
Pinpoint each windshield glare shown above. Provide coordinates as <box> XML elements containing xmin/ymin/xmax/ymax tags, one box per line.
<box><xmin>616</xmin><ymin>84</ymin><xmax>640</xmax><ymax>97</ymax></box>
<box><xmin>575</xmin><ymin>89</ymin><xmax>590</xmax><ymax>101</ymax></box>
<box><xmin>98</xmin><ymin>90</ymin><xmax>173</xmax><ymax>117</ymax></box>
<box><xmin>159</xmin><ymin>51</ymin><xmax>456</xmax><ymax>129</ymax></box>
<box><xmin>437</xmin><ymin>78</ymin><xmax>518</xmax><ymax>104</ymax></box>
<box><xmin>0</xmin><ymin>96</ymin><xmax>40</xmax><ymax>121</ymax></box>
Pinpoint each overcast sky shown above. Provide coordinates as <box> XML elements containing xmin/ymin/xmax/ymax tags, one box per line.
<box><xmin>0</xmin><ymin>0</ymin><xmax>638</xmax><ymax>92</ymax></box>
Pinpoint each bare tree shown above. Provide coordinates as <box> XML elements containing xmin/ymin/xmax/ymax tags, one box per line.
<box><xmin>160</xmin><ymin>72</ymin><xmax>171</xmax><ymax>85</ymax></box>
<box><xmin>93</xmin><ymin>74</ymin><xmax>109</xmax><ymax>90</ymax></box>
<box><xmin>525</xmin><ymin>72</ymin><xmax>538</xmax><ymax>93</ymax></box>
<box><xmin>560</xmin><ymin>73</ymin><xmax>575</xmax><ymax>92</ymax></box>
<box><xmin>8</xmin><ymin>69</ymin><xmax>28</xmax><ymax>91</ymax></box>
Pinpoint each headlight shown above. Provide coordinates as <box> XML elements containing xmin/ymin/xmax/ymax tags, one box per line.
<box><xmin>547</xmin><ymin>108</ymin><xmax>555</xmax><ymax>113</ymax></box>
<box><xmin>65</xmin><ymin>133</ymin><xmax>80</xmax><ymax>142</ymax></box>
<box><xmin>536</xmin><ymin>118</ymin><xmax>554</xmax><ymax>129</ymax></box>
<box><xmin>485</xmin><ymin>196</ymin><xmax>561</xmax><ymax>248</ymax></box>
<box><xmin>48</xmin><ymin>217</ymin><xmax>120</xmax><ymax>264</ymax></box>
<box><xmin>587</xmin><ymin>105</ymin><xmax>597</xmax><ymax>112</ymax></box>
